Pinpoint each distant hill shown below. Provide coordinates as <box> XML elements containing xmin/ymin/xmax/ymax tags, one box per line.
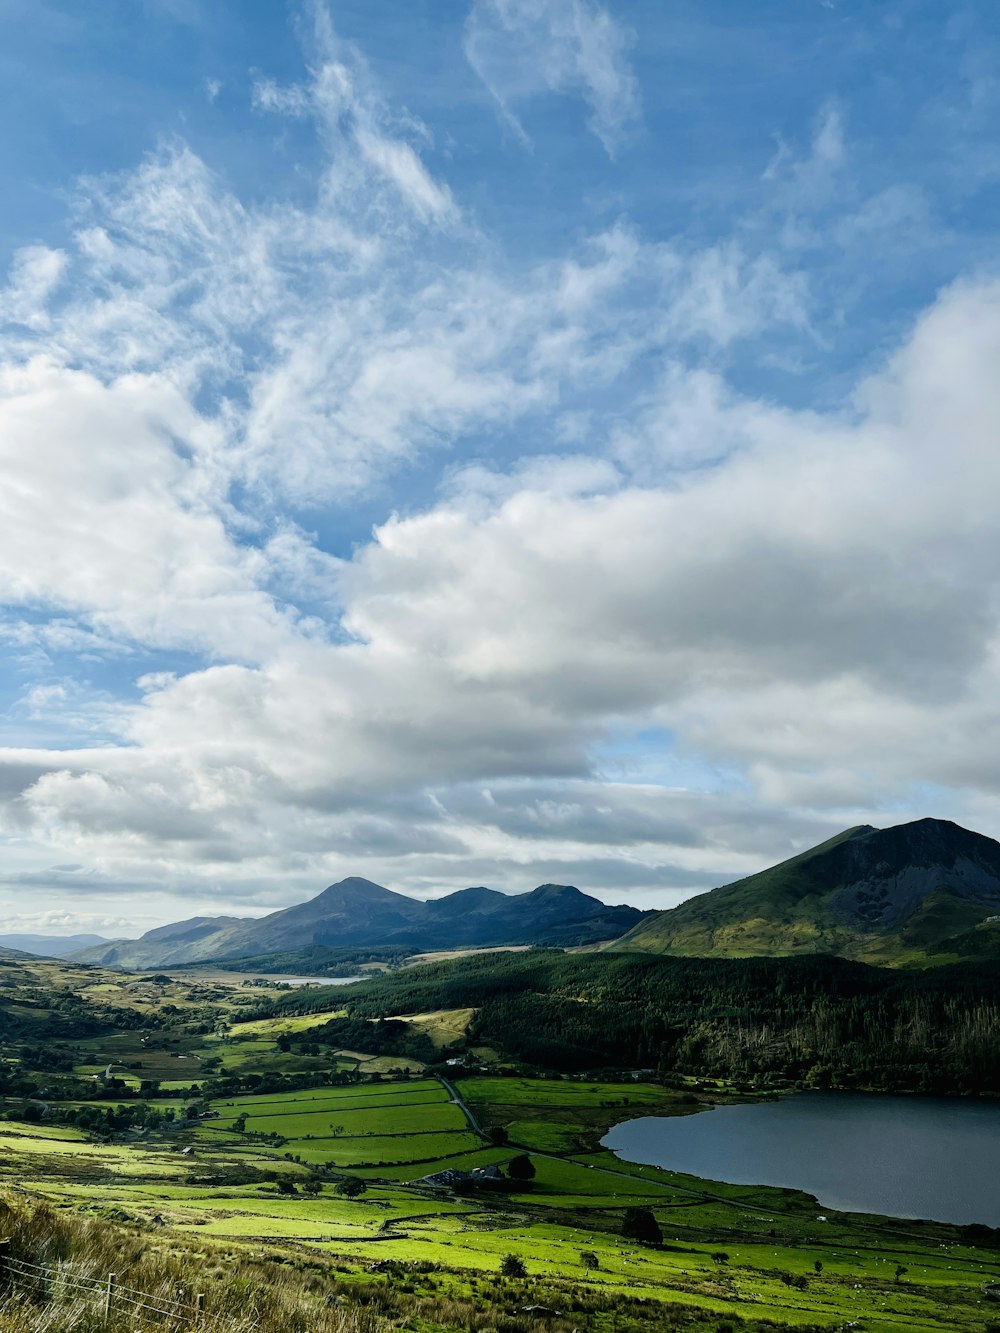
<box><xmin>72</xmin><ymin>879</ymin><xmax>649</xmax><ymax>969</ymax></box>
<box><xmin>0</xmin><ymin>944</ymin><xmax>36</xmax><ymax>961</ymax></box>
<box><xmin>0</xmin><ymin>933</ymin><xmax>108</xmax><ymax>958</ymax></box>
<box><xmin>613</xmin><ymin>818</ymin><xmax>1000</xmax><ymax>965</ymax></box>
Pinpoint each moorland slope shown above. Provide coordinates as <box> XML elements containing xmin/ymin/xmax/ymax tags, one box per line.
<box><xmin>613</xmin><ymin>817</ymin><xmax>1000</xmax><ymax>964</ymax></box>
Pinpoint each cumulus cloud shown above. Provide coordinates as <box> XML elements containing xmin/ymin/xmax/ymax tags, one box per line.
<box><xmin>7</xmin><ymin>276</ymin><xmax>1000</xmax><ymax>917</ymax></box>
<box><xmin>0</xmin><ymin>3</ymin><xmax>998</xmax><ymax>929</ymax></box>
<box><xmin>464</xmin><ymin>0</ymin><xmax>641</xmax><ymax>154</ymax></box>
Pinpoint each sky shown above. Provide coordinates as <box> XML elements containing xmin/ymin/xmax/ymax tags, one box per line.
<box><xmin>3</xmin><ymin>0</ymin><xmax>1000</xmax><ymax>937</ymax></box>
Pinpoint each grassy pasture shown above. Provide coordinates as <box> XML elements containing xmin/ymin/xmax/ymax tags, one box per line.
<box><xmin>278</xmin><ymin>1130</ymin><xmax>486</xmax><ymax>1167</ymax></box>
<box><xmin>226</xmin><ymin>1008</ymin><xmax>347</xmax><ymax>1038</ymax></box>
<box><xmin>212</xmin><ymin>1100</ymin><xmax>465</xmax><ymax>1137</ymax></box>
<box><xmin>391</xmin><ymin>1007</ymin><xmax>474</xmax><ymax>1047</ymax></box>
<box><xmin>3</xmin><ymin>956</ymin><xmax>1000</xmax><ymax>1331</ymax></box>
<box><xmin>354</xmin><ymin>1054</ymin><xmax>427</xmax><ymax>1073</ymax></box>
<box><xmin>213</xmin><ymin>1078</ymin><xmax>446</xmax><ymax>1109</ymax></box>
<box><xmin>5</xmin><ymin>1070</ymin><xmax>1000</xmax><ymax>1332</ymax></box>
<box><xmin>462</xmin><ymin>1076</ymin><xmax>680</xmax><ymax>1107</ymax></box>
<box><xmin>461</xmin><ymin>1075</ymin><xmax>699</xmax><ymax>1152</ymax></box>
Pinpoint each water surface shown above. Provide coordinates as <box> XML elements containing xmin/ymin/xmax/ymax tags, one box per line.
<box><xmin>603</xmin><ymin>1092</ymin><xmax>1000</xmax><ymax>1226</ymax></box>
<box><xmin>268</xmin><ymin>975</ymin><xmax>362</xmax><ymax>986</ymax></box>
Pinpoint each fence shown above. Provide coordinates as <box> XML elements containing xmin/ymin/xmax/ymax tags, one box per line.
<box><xmin>0</xmin><ymin>1239</ymin><xmax>244</xmax><ymax>1329</ymax></box>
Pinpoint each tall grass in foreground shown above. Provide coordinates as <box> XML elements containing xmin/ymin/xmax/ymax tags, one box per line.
<box><xmin>0</xmin><ymin>1195</ymin><xmax>384</xmax><ymax>1332</ymax></box>
<box><xmin>0</xmin><ymin>1193</ymin><xmax>819</xmax><ymax>1332</ymax></box>
<box><xmin>0</xmin><ymin>1195</ymin><xmax>595</xmax><ymax>1333</ymax></box>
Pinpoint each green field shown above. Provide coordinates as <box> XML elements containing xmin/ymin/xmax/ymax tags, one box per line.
<box><xmin>5</xmin><ymin>1069</ymin><xmax>999</xmax><ymax>1329</ymax></box>
<box><xmin>2</xmin><ymin>954</ymin><xmax>1000</xmax><ymax>1332</ymax></box>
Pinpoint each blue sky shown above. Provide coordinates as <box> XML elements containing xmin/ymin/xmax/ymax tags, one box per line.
<box><xmin>2</xmin><ymin>0</ymin><xmax>1000</xmax><ymax>935</ymax></box>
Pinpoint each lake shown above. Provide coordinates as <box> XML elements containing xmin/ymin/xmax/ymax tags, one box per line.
<box><xmin>268</xmin><ymin>975</ymin><xmax>362</xmax><ymax>986</ymax></box>
<box><xmin>602</xmin><ymin>1092</ymin><xmax>1000</xmax><ymax>1226</ymax></box>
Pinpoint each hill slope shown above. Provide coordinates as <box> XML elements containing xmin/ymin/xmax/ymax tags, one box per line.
<box><xmin>74</xmin><ymin>878</ymin><xmax>649</xmax><ymax>969</ymax></box>
<box><xmin>613</xmin><ymin>817</ymin><xmax>1000</xmax><ymax>964</ymax></box>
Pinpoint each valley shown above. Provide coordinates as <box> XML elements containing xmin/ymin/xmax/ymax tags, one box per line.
<box><xmin>5</xmin><ymin>820</ymin><xmax>1000</xmax><ymax>1327</ymax></box>
<box><xmin>1</xmin><ymin>949</ymin><xmax>1000</xmax><ymax>1330</ymax></box>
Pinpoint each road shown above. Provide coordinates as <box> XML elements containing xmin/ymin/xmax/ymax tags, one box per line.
<box><xmin>437</xmin><ymin>1074</ymin><xmax>483</xmax><ymax>1134</ymax></box>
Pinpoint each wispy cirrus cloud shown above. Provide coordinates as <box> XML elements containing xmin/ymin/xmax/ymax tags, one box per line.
<box><xmin>464</xmin><ymin>0</ymin><xmax>641</xmax><ymax>155</ymax></box>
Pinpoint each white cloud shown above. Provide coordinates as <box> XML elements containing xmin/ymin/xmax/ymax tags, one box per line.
<box><xmin>2</xmin><ymin>274</ymin><xmax>999</xmax><ymax>922</ymax></box>
<box><xmin>465</xmin><ymin>0</ymin><xmax>641</xmax><ymax>155</ymax></box>
<box><xmin>0</xmin><ymin>357</ymin><xmax>290</xmax><ymax>661</ymax></box>
<box><xmin>1</xmin><ymin>246</ymin><xmax>67</xmax><ymax>329</ymax></box>
<box><xmin>260</xmin><ymin>0</ymin><xmax>458</xmax><ymax>226</ymax></box>
<box><xmin>1</xmin><ymin>3</ymin><xmax>998</xmax><ymax>929</ymax></box>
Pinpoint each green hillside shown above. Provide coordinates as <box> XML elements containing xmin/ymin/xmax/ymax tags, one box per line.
<box><xmin>613</xmin><ymin>817</ymin><xmax>1000</xmax><ymax>965</ymax></box>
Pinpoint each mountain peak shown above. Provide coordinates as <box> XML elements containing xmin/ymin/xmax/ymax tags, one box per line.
<box><xmin>613</xmin><ymin>817</ymin><xmax>1000</xmax><ymax>965</ymax></box>
<box><xmin>315</xmin><ymin>877</ymin><xmax>402</xmax><ymax>900</ymax></box>
<box><xmin>527</xmin><ymin>883</ymin><xmax>588</xmax><ymax>899</ymax></box>
<box><xmin>71</xmin><ymin>874</ymin><xmax>648</xmax><ymax>968</ymax></box>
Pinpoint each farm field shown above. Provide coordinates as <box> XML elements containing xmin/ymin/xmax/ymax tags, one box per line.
<box><xmin>2</xmin><ymin>955</ymin><xmax>1000</xmax><ymax>1331</ymax></box>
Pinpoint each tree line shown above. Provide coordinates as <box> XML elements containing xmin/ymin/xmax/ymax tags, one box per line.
<box><xmin>261</xmin><ymin>951</ymin><xmax>1000</xmax><ymax>1092</ymax></box>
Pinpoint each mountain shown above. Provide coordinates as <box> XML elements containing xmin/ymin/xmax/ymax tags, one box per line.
<box><xmin>0</xmin><ymin>933</ymin><xmax>108</xmax><ymax>958</ymax></box>
<box><xmin>613</xmin><ymin>818</ymin><xmax>1000</xmax><ymax>965</ymax></box>
<box><xmin>0</xmin><ymin>945</ymin><xmax>35</xmax><ymax>961</ymax></box>
<box><xmin>72</xmin><ymin>878</ymin><xmax>650</xmax><ymax>969</ymax></box>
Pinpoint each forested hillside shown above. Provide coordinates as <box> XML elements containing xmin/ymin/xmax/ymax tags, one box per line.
<box><xmin>267</xmin><ymin>951</ymin><xmax>1000</xmax><ymax>1093</ymax></box>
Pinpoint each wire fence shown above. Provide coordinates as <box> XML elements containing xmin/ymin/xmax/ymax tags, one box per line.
<box><xmin>1</xmin><ymin>1246</ymin><xmax>252</xmax><ymax>1329</ymax></box>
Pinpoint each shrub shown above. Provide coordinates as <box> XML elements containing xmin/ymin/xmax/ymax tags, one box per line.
<box><xmin>507</xmin><ymin>1154</ymin><xmax>535</xmax><ymax>1180</ymax></box>
<box><xmin>621</xmin><ymin>1208</ymin><xmax>662</xmax><ymax>1246</ymax></box>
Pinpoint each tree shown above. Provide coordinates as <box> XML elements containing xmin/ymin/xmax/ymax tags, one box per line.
<box><xmin>894</xmin><ymin>1264</ymin><xmax>908</xmax><ymax>1283</ymax></box>
<box><xmin>580</xmin><ymin>1250</ymin><xmax>599</xmax><ymax>1272</ymax></box>
<box><xmin>507</xmin><ymin>1154</ymin><xmax>535</xmax><ymax>1179</ymax></box>
<box><xmin>500</xmin><ymin>1254</ymin><xmax>526</xmax><ymax>1278</ymax></box>
<box><xmin>232</xmin><ymin>1113</ymin><xmax>248</xmax><ymax>1134</ymax></box>
<box><xmin>621</xmin><ymin>1208</ymin><xmax>662</xmax><ymax>1246</ymax></box>
<box><xmin>488</xmin><ymin>1125</ymin><xmax>509</xmax><ymax>1146</ymax></box>
<box><xmin>813</xmin><ymin>1260</ymin><xmax>823</xmax><ymax>1274</ymax></box>
<box><xmin>711</xmin><ymin>1251</ymin><xmax>730</xmax><ymax>1264</ymax></box>
<box><xmin>335</xmin><ymin>1176</ymin><xmax>367</xmax><ymax>1198</ymax></box>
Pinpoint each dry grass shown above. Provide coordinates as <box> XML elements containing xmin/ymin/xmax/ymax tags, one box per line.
<box><xmin>0</xmin><ymin>1195</ymin><xmax>386</xmax><ymax>1332</ymax></box>
<box><xmin>0</xmin><ymin>1193</ymin><xmax>778</xmax><ymax>1333</ymax></box>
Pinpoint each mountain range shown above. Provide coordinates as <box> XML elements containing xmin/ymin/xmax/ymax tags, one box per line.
<box><xmin>71</xmin><ymin>879</ymin><xmax>649</xmax><ymax>969</ymax></box>
<box><xmin>19</xmin><ymin>817</ymin><xmax>1000</xmax><ymax>971</ymax></box>
<box><xmin>614</xmin><ymin>817</ymin><xmax>1000</xmax><ymax>964</ymax></box>
<box><xmin>0</xmin><ymin>933</ymin><xmax>107</xmax><ymax>958</ymax></box>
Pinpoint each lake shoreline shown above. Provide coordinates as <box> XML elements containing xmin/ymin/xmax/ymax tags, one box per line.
<box><xmin>602</xmin><ymin>1089</ymin><xmax>1000</xmax><ymax>1227</ymax></box>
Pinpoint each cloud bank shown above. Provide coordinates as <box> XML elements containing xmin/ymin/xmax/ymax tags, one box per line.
<box><xmin>1</xmin><ymin>3</ymin><xmax>998</xmax><ymax>930</ymax></box>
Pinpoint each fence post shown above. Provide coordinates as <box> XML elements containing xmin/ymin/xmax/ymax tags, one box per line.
<box><xmin>197</xmin><ymin>1291</ymin><xmax>206</xmax><ymax>1320</ymax></box>
<box><xmin>104</xmin><ymin>1272</ymin><xmax>116</xmax><ymax>1323</ymax></box>
<box><xmin>0</xmin><ymin>1238</ymin><xmax>8</xmax><ymax>1289</ymax></box>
